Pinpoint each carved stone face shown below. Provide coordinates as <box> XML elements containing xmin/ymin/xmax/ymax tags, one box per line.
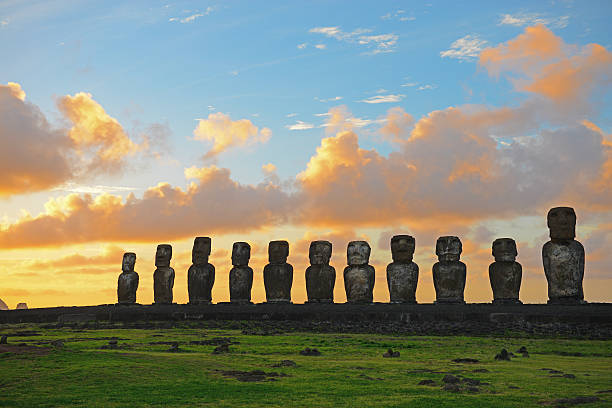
<box><xmin>547</xmin><ymin>207</ymin><xmax>576</xmax><ymax>240</ymax></box>
<box><xmin>268</xmin><ymin>240</ymin><xmax>289</xmax><ymax>264</ymax></box>
<box><xmin>192</xmin><ymin>237</ymin><xmax>211</xmax><ymax>264</ymax></box>
<box><xmin>309</xmin><ymin>240</ymin><xmax>332</xmax><ymax>265</ymax></box>
<box><xmin>155</xmin><ymin>244</ymin><xmax>172</xmax><ymax>267</ymax></box>
<box><xmin>232</xmin><ymin>242</ymin><xmax>251</xmax><ymax>266</ymax></box>
<box><xmin>347</xmin><ymin>241</ymin><xmax>370</xmax><ymax>265</ymax></box>
<box><xmin>492</xmin><ymin>238</ymin><xmax>517</xmax><ymax>262</ymax></box>
<box><xmin>391</xmin><ymin>235</ymin><xmax>415</xmax><ymax>263</ymax></box>
<box><xmin>122</xmin><ymin>252</ymin><xmax>136</xmax><ymax>272</ymax></box>
<box><xmin>436</xmin><ymin>236</ymin><xmax>462</xmax><ymax>262</ymax></box>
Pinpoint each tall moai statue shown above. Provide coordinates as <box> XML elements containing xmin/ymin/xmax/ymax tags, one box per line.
<box><xmin>305</xmin><ymin>240</ymin><xmax>336</xmax><ymax>303</ymax></box>
<box><xmin>153</xmin><ymin>244</ymin><xmax>175</xmax><ymax>304</ymax></box>
<box><xmin>188</xmin><ymin>237</ymin><xmax>215</xmax><ymax>304</ymax></box>
<box><xmin>387</xmin><ymin>235</ymin><xmax>419</xmax><ymax>304</ymax></box>
<box><xmin>229</xmin><ymin>242</ymin><xmax>253</xmax><ymax>303</ymax></box>
<box><xmin>489</xmin><ymin>238</ymin><xmax>522</xmax><ymax>304</ymax></box>
<box><xmin>432</xmin><ymin>236</ymin><xmax>466</xmax><ymax>304</ymax></box>
<box><xmin>344</xmin><ymin>241</ymin><xmax>375</xmax><ymax>303</ymax></box>
<box><xmin>117</xmin><ymin>252</ymin><xmax>139</xmax><ymax>304</ymax></box>
<box><xmin>543</xmin><ymin>207</ymin><xmax>585</xmax><ymax>304</ymax></box>
<box><xmin>263</xmin><ymin>240</ymin><xmax>293</xmax><ymax>303</ymax></box>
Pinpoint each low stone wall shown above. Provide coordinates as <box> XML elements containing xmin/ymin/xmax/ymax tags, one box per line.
<box><xmin>1</xmin><ymin>303</ymin><xmax>611</xmax><ymax>338</ymax></box>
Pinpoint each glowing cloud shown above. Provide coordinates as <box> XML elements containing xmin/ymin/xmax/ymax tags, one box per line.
<box><xmin>194</xmin><ymin>112</ymin><xmax>271</xmax><ymax>159</ymax></box>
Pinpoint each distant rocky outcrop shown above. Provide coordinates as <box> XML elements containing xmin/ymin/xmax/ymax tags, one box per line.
<box><xmin>0</xmin><ymin>298</ymin><xmax>8</xmax><ymax>310</ymax></box>
<box><xmin>16</xmin><ymin>303</ymin><xmax>28</xmax><ymax>310</ymax></box>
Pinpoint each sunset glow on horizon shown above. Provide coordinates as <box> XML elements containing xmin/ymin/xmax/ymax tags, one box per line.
<box><xmin>1</xmin><ymin>1</ymin><xmax>611</xmax><ymax>308</ymax></box>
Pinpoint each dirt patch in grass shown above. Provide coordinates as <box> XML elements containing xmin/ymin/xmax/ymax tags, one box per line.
<box><xmin>214</xmin><ymin>369</ymin><xmax>289</xmax><ymax>382</ymax></box>
<box><xmin>0</xmin><ymin>344</ymin><xmax>51</xmax><ymax>356</ymax></box>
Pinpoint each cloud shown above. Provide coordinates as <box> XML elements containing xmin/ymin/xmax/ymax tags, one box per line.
<box><xmin>1</xmin><ymin>19</ymin><xmax>8</xmax><ymax>27</ymax></box>
<box><xmin>169</xmin><ymin>7</ymin><xmax>212</xmax><ymax>23</ymax></box>
<box><xmin>417</xmin><ymin>84</ymin><xmax>436</xmax><ymax>91</ymax></box>
<box><xmin>52</xmin><ymin>183</ymin><xmax>137</xmax><ymax>194</ymax></box>
<box><xmin>380</xmin><ymin>107</ymin><xmax>414</xmax><ymax>143</ymax></box>
<box><xmin>479</xmin><ymin>25</ymin><xmax>612</xmax><ymax>107</ymax></box>
<box><xmin>57</xmin><ymin>92</ymin><xmax>142</xmax><ymax>173</ymax></box>
<box><xmin>286</xmin><ymin>120</ymin><xmax>315</xmax><ymax>131</ymax></box>
<box><xmin>360</xmin><ymin>94</ymin><xmax>405</xmax><ymax>104</ymax></box>
<box><xmin>0</xmin><ymin>83</ymin><xmax>72</xmax><ymax>197</ymax></box>
<box><xmin>499</xmin><ymin>13</ymin><xmax>569</xmax><ymax>29</ymax></box>
<box><xmin>440</xmin><ymin>34</ymin><xmax>488</xmax><ymax>61</ymax></box>
<box><xmin>315</xmin><ymin>96</ymin><xmax>343</xmax><ymax>103</ymax></box>
<box><xmin>0</xmin><ymin>166</ymin><xmax>293</xmax><ymax>248</ymax></box>
<box><xmin>309</xmin><ymin>26</ymin><xmax>398</xmax><ymax>54</ymax></box>
<box><xmin>315</xmin><ymin>44</ymin><xmax>326</xmax><ymax>50</ymax></box>
<box><xmin>193</xmin><ymin>112</ymin><xmax>271</xmax><ymax>159</ymax></box>
<box><xmin>297</xmin><ymin>43</ymin><xmax>307</xmax><ymax>49</ymax></box>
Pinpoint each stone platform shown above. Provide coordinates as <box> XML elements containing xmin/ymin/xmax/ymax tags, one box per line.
<box><xmin>1</xmin><ymin>303</ymin><xmax>611</xmax><ymax>335</ymax></box>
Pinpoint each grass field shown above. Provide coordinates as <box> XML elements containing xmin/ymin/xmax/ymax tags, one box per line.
<box><xmin>0</xmin><ymin>323</ymin><xmax>611</xmax><ymax>407</ymax></box>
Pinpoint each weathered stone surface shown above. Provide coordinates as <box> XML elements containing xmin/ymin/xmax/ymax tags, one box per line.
<box><xmin>153</xmin><ymin>244</ymin><xmax>175</xmax><ymax>304</ymax></box>
<box><xmin>15</xmin><ymin>303</ymin><xmax>28</xmax><ymax>310</ymax></box>
<box><xmin>344</xmin><ymin>241</ymin><xmax>375</xmax><ymax>303</ymax></box>
<box><xmin>117</xmin><ymin>252</ymin><xmax>139</xmax><ymax>304</ymax></box>
<box><xmin>387</xmin><ymin>235</ymin><xmax>419</xmax><ymax>303</ymax></box>
<box><xmin>305</xmin><ymin>240</ymin><xmax>336</xmax><ymax>303</ymax></box>
<box><xmin>433</xmin><ymin>236</ymin><xmax>466</xmax><ymax>304</ymax></box>
<box><xmin>543</xmin><ymin>207</ymin><xmax>585</xmax><ymax>304</ymax></box>
<box><xmin>263</xmin><ymin>241</ymin><xmax>293</xmax><ymax>303</ymax></box>
<box><xmin>489</xmin><ymin>238</ymin><xmax>522</xmax><ymax>304</ymax></box>
<box><xmin>188</xmin><ymin>237</ymin><xmax>215</xmax><ymax>304</ymax></box>
<box><xmin>229</xmin><ymin>242</ymin><xmax>253</xmax><ymax>303</ymax></box>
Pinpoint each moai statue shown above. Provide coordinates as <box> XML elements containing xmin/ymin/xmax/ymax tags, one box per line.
<box><xmin>305</xmin><ymin>240</ymin><xmax>336</xmax><ymax>303</ymax></box>
<box><xmin>153</xmin><ymin>244</ymin><xmax>175</xmax><ymax>304</ymax></box>
<box><xmin>117</xmin><ymin>252</ymin><xmax>139</xmax><ymax>304</ymax></box>
<box><xmin>188</xmin><ymin>237</ymin><xmax>215</xmax><ymax>304</ymax></box>
<box><xmin>344</xmin><ymin>241</ymin><xmax>375</xmax><ymax>303</ymax></box>
<box><xmin>229</xmin><ymin>242</ymin><xmax>253</xmax><ymax>303</ymax></box>
<box><xmin>432</xmin><ymin>236</ymin><xmax>466</xmax><ymax>304</ymax></box>
<box><xmin>263</xmin><ymin>240</ymin><xmax>293</xmax><ymax>303</ymax></box>
<box><xmin>386</xmin><ymin>235</ymin><xmax>419</xmax><ymax>304</ymax></box>
<box><xmin>489</xmin><ymin>238</ymin><xmax>522</xmax><ymax>304</ymax></box>
<box><xmin>542</xmin><ymin>207</ymin><xmax>585</xmax><ymax>304</ymax></box>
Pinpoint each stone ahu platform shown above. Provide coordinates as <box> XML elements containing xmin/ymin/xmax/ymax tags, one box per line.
<box><xmin>1</xmin><ymin>303</ymin><xmax>612</xmax><ymax>338</ymax></box>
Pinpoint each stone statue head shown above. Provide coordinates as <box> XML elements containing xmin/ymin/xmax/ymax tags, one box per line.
<box><xmin>268</xmin><ymin>240</ymin><xmax>289</xmax><ymax>264</ymax></box>
<box><xmin>122</xmin><ymin>252</ymin><xmax>136</xmax><ymax>272</ymax></box>
<box><xmin>192</xmin><ymin>237</ymin><xmax>211</xmax><ymax>265</ymax></box>
<box><xmin>347</xmin><ymin>241</ymin><xmax>371</xmax><ymax>266</ymax></box>
<box><xmin>492</xmin><ymin>238</ymin><xmax>517</xmax><ymax>262</ymax></box>
<box><xmin>435</xmin><ymin>236</ymin><xmax>462</xmax><ymax>262</ymax></box>
<box><xmin>547</xmin><ymin>206</ymin><xmax>576</xmax><ymax>240</ymax></box>
<box><xmin>309</xmin><ymin>240</ymin><xmax>332</xmax><ymax>265</ymax></box>
<box><xmin>155</xmin><ymin>244</ymin><xmax>172</xmax><ymax>267</ymax></box>
<box><xmin>232</xmin><ymin>242</ymin><xmax>251</xmax><ymax>266</ymax></box>
<box><xmin>391</xmin><ymin>235</ymin><xmax>415</xmax><ymax>263</ymax></box>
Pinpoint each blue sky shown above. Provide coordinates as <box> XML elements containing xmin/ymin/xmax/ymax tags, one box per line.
<box><xmin>0</xmin><ymin>0</ymin><xmax>611</xmax><ymax>307</ymax></box>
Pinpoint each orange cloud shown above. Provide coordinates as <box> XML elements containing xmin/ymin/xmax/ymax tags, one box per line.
<box><xmin>0</xmin><ymin>83</ymin><xmax>72</xmax><ymax>196</ymax></box>
<box><xmin>380</xmin><ymin>107</ymin><xmax>414</xmax><ymax>143</ymax></box>
<box><xmin>479</xmin><ymin>24</ymin><xmax>612</xmax><ymax>105</ymax></box>
<box><xmin>0</xmin><ymin>166</ymin><xmax>293</xmax><ymax>248</ymax></box>
<box><xmin>57</xmin><ymin>92</ymin><xmax>141</xmax><ymax>172</ymax></box>
<box><xmin>194</xmin><ymin>112</ymin><xmax>271</xmax><ymax>159</ymax></box>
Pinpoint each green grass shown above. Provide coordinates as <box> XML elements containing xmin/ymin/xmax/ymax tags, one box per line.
<box><xmin>0</xmin><ymin>323</ymin><xmax>611</xmax><ymax>407</ymax></box>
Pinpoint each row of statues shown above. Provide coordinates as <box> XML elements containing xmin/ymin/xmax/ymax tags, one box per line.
<box><xmin>118</xmin><ymin>207</ymin><xmax>586</xmax><ymax>305</ymax></box>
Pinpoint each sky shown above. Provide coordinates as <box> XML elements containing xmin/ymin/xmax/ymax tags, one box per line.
<box><xmin>0</xmin><ymin>0</ymin><xmax>611</xmax><ymax>308</ymax></box>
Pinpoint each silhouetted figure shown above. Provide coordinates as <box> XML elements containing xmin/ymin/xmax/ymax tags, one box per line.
<box><xmin>489</xmin><ymin>238</ymin><xmax>522</xmax><ymax>304</ymax></box>
<box><xmin>117</xmin><ymin>252</ymin><xmax>139</xmax><ymax>304</ymax></box>
<box><xmin>344</xmin><ymin>241</ymin><xmax>375</xmax><ymax>303</ymax></box>
<box><xmin>263</xmin><ymin>240</ymin><xmax>293</xmax><ymax>303</ymax></box>
<box><xmin>433</xmin><ymin>236</ymin><xmax>466</xmax><ymax>304</ymax></box>
<box><xmin>229</xmin><ymin>242</ymin><xmax>253</xmax><ymax>303</ymax></box>
<box><xmin>543</xmin><ymin>207</ymin><xmax>585</xmax><ymax>304</ymax></box>
<box><xmin>188</xmin><ymin>237</ymin><xmax>215</xmax><ymax>304</ymax></box>
<box><xmin>387</xmin><ymin>235</ymin><xmax>419</xmax><ymax>303</ymax></box>
<box><xmin>153</xmin><ymin>244</ymin><xmax>175</xmax><ymax>304</ymax></box>
<box><xmin>306</xmin><ymin>240</ymin><xmax>336</xmax><ymax>303</ymax></box>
